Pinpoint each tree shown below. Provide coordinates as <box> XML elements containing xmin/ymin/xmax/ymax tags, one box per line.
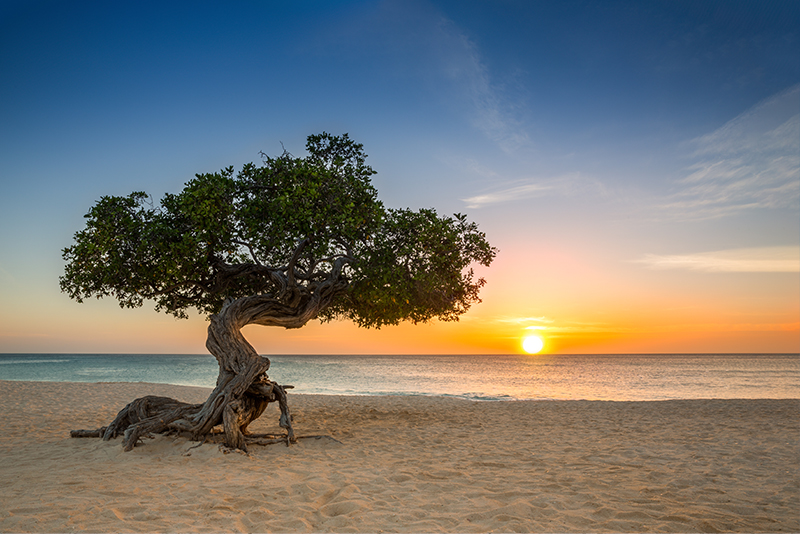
<box><xmin>61</xmin><ymin>133</ymin><xmax>496</xmax><ymax>452</ymax></box>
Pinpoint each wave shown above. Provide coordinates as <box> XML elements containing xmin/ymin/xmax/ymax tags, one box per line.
<box><xmin>0</xmin><ymin>359</ymin><xmax>70</xmax><ymax>365</ymax></box>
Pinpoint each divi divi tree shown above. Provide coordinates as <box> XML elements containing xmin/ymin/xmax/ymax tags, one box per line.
<box><xmin>61</xmin><ymin>133</ymin><xmax>496</xmax><ymax>452</ymax></box>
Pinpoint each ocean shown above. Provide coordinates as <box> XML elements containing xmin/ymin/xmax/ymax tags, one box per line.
<box><xmin>1</xmin><ymin>353</ymin><xmax>797</xmax><ymax>401</ymax></box>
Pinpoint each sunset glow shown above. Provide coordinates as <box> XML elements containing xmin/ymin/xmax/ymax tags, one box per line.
<box><xmin>0</xmin><ymin>2</ymin><xmax>797</xmax><ymax>355</ymax></box>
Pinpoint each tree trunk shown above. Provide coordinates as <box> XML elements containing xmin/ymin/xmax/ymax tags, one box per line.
<box><xmin>71</xmin><ymin>293</ymin><xmax>324</xmax><ymax>452</ymax></box>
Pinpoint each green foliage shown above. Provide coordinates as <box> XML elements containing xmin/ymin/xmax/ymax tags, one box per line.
<box><xmin>327</xmin><ymin>209</ymin><xmax>494</xmax><ymax>327</ymax></box>
<box><xmin>60</xmin><ymin>133</ymin><xmax>496</xmax><ymax>326</ymax></box>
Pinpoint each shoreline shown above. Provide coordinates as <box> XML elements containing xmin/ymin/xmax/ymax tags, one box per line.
<box><xmin>1</xmin><ymin>380</ymin><xmax>798</xmax><ymax>532</ymax></box>
<box><xmin>2</xmin><ymin>353</ymin><xmax>799</xmax><ymax>402</ymax></box>
<box><xmin>2</xmin><ymin>376</ymin><xmax>799</xmax><ymax>403</ymax></box>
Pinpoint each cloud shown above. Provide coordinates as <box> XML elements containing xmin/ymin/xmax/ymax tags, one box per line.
<box><xmin>462</xmin><ymin>182</ymin><xmax>553</xmax><ymax>208</ymax></box>
<box><xmin>326</xmin><ymin>1</ymin><xmax>530</xmax><ymax>153</ymax></box>
<box><xmin>634</xmin><ymin>246</ymin><xmax>800</xmax><ymax>273</ymax></box>
<box><xmin>432</xmin><ymin>17</ymin><xmax>530</xmax><ymax>153</ymax></box>
<box><xmin>496</xmin><ymin>316</ymin><xmax>555</xmax><ymax>324</ymax></box>
<box><xmin>494</xmin><ymin>316</ymin><xmax>627</xmax><ymax>335</ymax></box>
<box><xmin>661</xmin><ymin>85</ymin><xmax>800</xmax><ymax>220</ymax></box>
<box><xmin>317</xmin><ymin>0</ymin><xmax>528</xmax><ymax>146</ymax></box>
<box><xmin>461</xmin><ymin>172</ymin><xmax>605</xmax><ymax>208</ymax></box>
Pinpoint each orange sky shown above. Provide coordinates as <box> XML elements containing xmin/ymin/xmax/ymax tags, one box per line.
<box><xmin>0</xmin><ymin>239</ymin><xmax>795</xmax><ymax>355</ymax></box>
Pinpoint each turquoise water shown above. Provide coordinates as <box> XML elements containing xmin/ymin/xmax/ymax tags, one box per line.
<box><xmin>0</xmin><ymin>353</ymin><xmax>797</xmax><ymax>401</ymax></box>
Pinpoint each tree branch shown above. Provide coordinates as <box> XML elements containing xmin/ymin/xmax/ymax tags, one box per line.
<box><xmin>286</xmin><ymin>237</ymin><xmax>310</xmax><ymax>288</ymax></box>
<box><xmin>232</xmin><ymin>239</ymin><xmax>263</xmax><ymax>266</ymax></box>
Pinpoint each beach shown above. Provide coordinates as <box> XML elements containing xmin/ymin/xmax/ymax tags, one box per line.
<box><xmin>1</xmin><ymin>380</ymin><xmax>797</xmax><ymax>533</ymax></box>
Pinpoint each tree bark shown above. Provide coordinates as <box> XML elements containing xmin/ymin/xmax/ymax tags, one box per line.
<box><xmin>71</xmin><ymin>293</ymin><xmax>330</xmax><ymax>452</ymax></box>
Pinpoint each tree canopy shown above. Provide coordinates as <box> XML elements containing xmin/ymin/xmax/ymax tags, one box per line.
<box><xmin>61</xmin><ymin>133</ymin><xmax>496</xmax><ymax>330</ymax></box>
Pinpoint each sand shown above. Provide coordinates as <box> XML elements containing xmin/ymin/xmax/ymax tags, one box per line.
<box><xmin>0</xmin><ymin>380</ymin><xmax>797</xmax><ymax>533</ymax></box>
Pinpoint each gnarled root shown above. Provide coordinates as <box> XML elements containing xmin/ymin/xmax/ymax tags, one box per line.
<box><xmin>71</xmin><ymin>378</ymin><xmax>296</xmax><ymax>452</ymax></box>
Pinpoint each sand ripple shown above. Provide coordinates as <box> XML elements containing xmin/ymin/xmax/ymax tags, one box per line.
<box><xmin>0</xmin><ymin>380</ymin><xmax>797</xmax><ymax>532</ymax></box>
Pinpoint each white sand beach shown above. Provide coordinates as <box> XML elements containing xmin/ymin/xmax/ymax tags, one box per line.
<box><xmin>0</xmin><ymin>380</ymin><xmax>797</xmax><ymax>532</ymax></box>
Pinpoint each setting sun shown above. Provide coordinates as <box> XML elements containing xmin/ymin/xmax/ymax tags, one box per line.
<box><xmin>522</xmin><ymin>335</ymin><xmax>545</xmax><ymax>354</ymax></box>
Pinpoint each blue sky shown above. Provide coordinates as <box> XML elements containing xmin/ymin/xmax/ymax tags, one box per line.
<box><xmin>1</xmin><ymin>0</ymin><xmax>798</xmax><ymax>354</ymax></box>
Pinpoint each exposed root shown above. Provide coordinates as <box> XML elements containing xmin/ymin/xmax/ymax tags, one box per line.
<box><xmin>70</xmin><ymin>379</ymin><xmax>301</xmax><ymax>453</ymax></box>
<box><xmin>70</xmin><ymin>427</ymin><xmax>107</xmax><ymax>438</ymax></box>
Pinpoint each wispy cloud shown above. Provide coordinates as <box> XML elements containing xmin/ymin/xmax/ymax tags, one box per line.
<box><xmin>462</xmin><ymin>172</ymin><xmax>605</xmax><ymax>208</ymax></box>
<box><xmin>661</xmin><ymin>85</ymin><xmax>800</xmax><ymax>220</ymax></box>
<box><xmin>323</xmin><ymin>1</ymin><xmax>528</xmax><ymax>153</ymax></box>
<box><xmin>496</xmin><ymin>316</ymin><xmax>555</xmax><ymax>324</ymax></box>
<box><xmin>634</xmin><ymin>246</ymin><xmax>800</xmax><ymax>273</ymax></box>
<box><xmin>462</xmin><ymin>182</ymin><xmax>554</xmax><ymax>208</ymax></box>
<box><xmin>494</xmin><ymin>316</ymin><xmax>626</xmax><ymax>335</ymax></box>
<box><xmin>433</xmin><ymin>18</ymin><xmax>530</xmax><ymax>153</ymax></box>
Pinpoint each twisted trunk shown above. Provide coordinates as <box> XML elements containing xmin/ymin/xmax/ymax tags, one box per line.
<box><xmin>190</xmin><ymin>294</ymin><xmax>321</xmax><ymax>450</ymax></box>
<box><xmin>72</xmin><ymin>259</ymin><xmax>349</xmax><ymax>452</ymax></box>
<box><xmin>71</xmin><ymin>290</ymin><xmax>336</xmax><ymax>452</ymax></box>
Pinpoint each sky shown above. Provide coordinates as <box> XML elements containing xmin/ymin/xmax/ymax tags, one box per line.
<box><xmin>0</xmin><ymin>0</ymin><xmax>798</xmax><ymax>355</ymax></box>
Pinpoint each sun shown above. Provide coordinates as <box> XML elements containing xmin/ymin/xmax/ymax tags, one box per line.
<box><xmin>522</xmin><ymin>335</ymin><xmax>544</xmax><ymax>354</ymax></box>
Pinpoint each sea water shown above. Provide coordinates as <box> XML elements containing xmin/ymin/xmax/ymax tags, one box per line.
<box><xmin>0</xmin><ymin>353</ymin><xmax>797</xmax><ymax>401</ymax></box>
